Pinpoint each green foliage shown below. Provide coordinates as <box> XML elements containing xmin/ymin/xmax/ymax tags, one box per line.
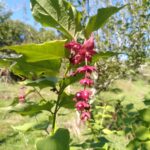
<box><xmin>59</xmin><ymin>92</ymin><xmax>75</xmax><ymax>109</ymax></box>
<box><xmin>95</xmin><ymin>58</ymin><xmax>126</xmax><ymax>93</ymax></box>
<box><xmin>60</xmin><ymin>73</ymin><xmax>83</xmax><ymax>90</ymax></box>
<box><xmin>127</xmin><ymin>139</ymin><xmax>150</xmax><ymax>150</ymax></box>
<box><xmin>0</xmin><ymin>101</ymin><xmax>53</xmax><ymax>116</ymax></box>
<box><xmin>0</xmin><ymin>0</ymin><xmax>144</xmax><ymax>150</ymax></box>
<box><xmin>92</xmin><ymin>51</ymin><xmax>119</xmax><ymax>64</ymax></box>
<box><xmin>0</xmin><ymin>40</ymin><xmax>66</xmax><ymax>78</ymax></box>
<box><xmin>135</xmin><ymin>126</ymin><xmax>150</xmax><ymax>141</ymax></box>
<box><xmin>0</xmin><ymin>2</ymin><xmax>12</xmax><ymax>23</ymax></box>
<box><xmin>12</xmin><ymin>120</ymin><xmax>49</xmax><ymax>132</ymax></box>
<box><xmin>31</xmin><ymin>0</ymin><xmax>82</xmax><ymax>39</ymax></box>
<box><xmin>0</xmin><ymin>40</ymin><xmax>67</xmax><ymax>62</ymax></box>
<box><xmin>36</xmin><ymin>128</ymin><xmax>70</xmax><ymax>150</ymax></box>
<box><xmin>80</xmin><ymin>78</ymin><xmax>150</xmax><ymax>150</ymax></box>
<box><xmin>139</xmin><ymin>107</ymin><xmax>150</xmax><ymax>123</ymax></box>
<box><xmin>85</xmin><ymin>6</ymin><xmax>126</xmax><ymax>38</ymax></box>
<box><xmin>24</xmin><ymin>77</ymin><xmax>58</xmax><ymax>89</ymax></box>
<box><xmin>0</xmin><ymin>19</ymin><xmax>59</xmax><ymax>46</ymax></box>
<box><xmin>11</xmin><ymin>58</ymin><xmax>61</xmax><ymax>78</ymax></box>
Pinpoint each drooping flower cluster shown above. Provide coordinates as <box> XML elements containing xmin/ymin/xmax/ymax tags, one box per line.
<box><xmin>65</xmin><ymin>36</ymin><xmax>96</xmax><ymax>121</ymax></box>
<box><xmin>65</xmin><ymin>36</ymin><xmax>96</xmax><ymax>65</ymax></box>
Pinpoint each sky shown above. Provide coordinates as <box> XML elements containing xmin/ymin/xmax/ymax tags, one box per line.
<box><xmin>1</xmin><ymin>0</ymin><xmax>125</xmax><ymax>30</ymax></box>
<box><xmin>1</xmin><ymin>0</ymin><xmax>41</xmax><ymax>29</ymax></box>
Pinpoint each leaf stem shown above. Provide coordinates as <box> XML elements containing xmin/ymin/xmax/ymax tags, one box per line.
<box><xmin>51</xmin><ymin>64</ymin><xmax>70</xmax><ymax>134</ymax></box>
<box><xmin>52</xmin><ymin>61</ymin><xmax>70</xmax><ymax>134</ymax></box>
<box><xmin>51</xmin><ymin>93</ymin><xmax>61</xmax><ymax>134</ymax></box>
<box><xmin>33</xmin><ymin>87</ymin><xmax>47</xmax><ymax>101</ymax></box>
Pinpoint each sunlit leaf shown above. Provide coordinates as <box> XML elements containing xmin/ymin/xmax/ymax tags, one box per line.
<box><xmin>85</xmin><ymin>6</ymin><xmax>126</xmax><ymax>38</ymax></box>
<box><xmin>0</xmin><ymin>40</ymin><xmax>67</xmax><ymax>62</ymax></box>
<box><xmin>31</xmin><ymin>0</ymin><xmax>82</xmax><ymax>39</ymax></box>
<box><xmin>139</xmin><ymin>107</ymin><xmax>150</xmax><ymax>123</ymax></box>
<box><xmin>36</xmin><ymin>128</ymin><xmax>70</xmax><ymax>150</ymax></box>
<box><xmin>11</xmin><ymin>58</ymin><xmax>61</xmax><ymax>78</ymax></box>
<box><xmin>135</xmin><ymin>126</ymin><xmax>150</xmax><ymax>140</ymax></box>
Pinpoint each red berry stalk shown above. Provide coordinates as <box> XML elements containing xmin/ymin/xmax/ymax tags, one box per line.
<box><xmin>65</xmin><ymin>36</ymin><xmax>96</xmax><ymax>121</ymax></box>
<box><xmin>18</xmin><ymin>87</ymin><xmax>26</xmax><ymax>103</ymax></box>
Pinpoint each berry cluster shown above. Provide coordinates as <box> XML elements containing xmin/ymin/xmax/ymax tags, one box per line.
<box><xmin>65</xmin><ymin>36</ymin><xmax>96</xmax><ymax>121</ymax></box>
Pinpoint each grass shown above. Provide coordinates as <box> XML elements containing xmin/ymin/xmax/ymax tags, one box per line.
<box><xmin>0</xmin><ymin>81</ymin><xmax>83</xmax><ymax>150</ymax></box>
<box><xmin>0</xmin><ymin>82</ymin><xmax>55</xmax><ymax>150</ymax></box>
<box><xmin>0</xmin><ymin>76</ymin><xmax>150</xmax><ymax>150</ymax></box>
<box><xmin>100</xmin><ymin>79</ymin><xmax>150</xmax><ymax>110</ymax></box>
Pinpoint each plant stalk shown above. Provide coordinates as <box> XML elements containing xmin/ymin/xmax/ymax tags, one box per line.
<box><xmin>51</xmin><ymin>94</ymin><xmax>61</xmax><ymax>134</ymax></box>
<box><xmin>51</xmin><ymin>65</ymin><xmax>70</xmax><ymax>134</ymax></box>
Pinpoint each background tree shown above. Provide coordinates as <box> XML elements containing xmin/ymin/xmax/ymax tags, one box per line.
<box><xmin>0</xmin><ymin>2</ymin><xmax>12</xmax><ymax>23</ymax></box>
<box><xmin>91</xmin><ymin>0</ymin><xmax>150</xmax><ymax>93</ymax></box>
<box><xmin>0</xmin><ymin>2</ymin><xmax>60</xmax><ymax>47</ymax></box>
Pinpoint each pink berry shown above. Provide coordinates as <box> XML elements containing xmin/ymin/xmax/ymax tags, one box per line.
<box><xmin>75</xmin><ymin>101</ymin><xmax>90</xmax><ymax>111</ymax></box>
<box><xmin>65</xmin><ymin>41</ymin><xmax>82</xmax><ymax>52</ymax></box>
<box><xmin>80</xmin><ymin>78</ymin><xmax>94</xmax><ymax>86</ymax></box>
<box><xmin>75</xmin><ymin>65</ymin><xmax>96</xmax><ymax>74</ymax></box>
<box><xmin>81</xmin><ymin>111</ymin><xmax>91</xmax><ymax>121</ymax></box>
<box><xmin>75</xmin><ymin>90</ymin><xmax>92</xmax><ymax>101</ymax></box>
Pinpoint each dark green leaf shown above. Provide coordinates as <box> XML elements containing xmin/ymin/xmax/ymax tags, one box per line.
<box><xmin>24</xmin><ymin>76</ymin><xmax>58</xmax><ymax>89</ymax></box>
<box><xmin>59</xmin><ymin>92</ymin><xmax>75</xmax><ymax>109</ymax></box>
<box><xmin>135</xmin><ymin>126</ymin><xmax>150</xmax><ymax>141</ymax></box>
<box><xmin>85</xmin><ymin>6</ymin><xmax>126</xmax><ymax>38</ymax></box>
<box><xmin>126</xmin><ymin>139</ymin><xmax>140</xmax><ymax>150</ymax></box>
<box><xmin>72</xmin><ymin>137</ymin><xmax>108</xmax><ymax>149</ymax></box>
<box><xmin>31</xmin><ymin>0</ymin><xmax>82</xmax><ymax>39</ymax></box>
<box><xmin>0</xmin><ymin>101</ymin><xmax>54</xmax><ymax>116</ymax></box>
<box><xmin>36</xmin><ymin>128</ymin><xmax>70</xmax><ymax>150</ymax></box>
<box><xmin>139</xmin><ymin>107</ymin><xmax>150</xmax><ymax>123</ymax></box>
<box><xmin>11</xmin><ymin>58</ymin><xmax>61</xmax><ymax>78</ymax></box>
<box><xmin>61</xmin><ymin>73</ymin><xmax>83</xmax><ymax>90</ymax></box>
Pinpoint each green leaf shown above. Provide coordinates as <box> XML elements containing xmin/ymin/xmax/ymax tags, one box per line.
<box><xmin>126</xmin><ymin>139</ymin><xmax>140</xmax><ymax>150</ymax></box>
<box><xmin>92</xmin><ymin>51</ymin><xmax>119</xmax><ymax>64</ymax></box>
<box><xmin>11</xmin><ymin>58</ymin><xmax>61</xmax><ymax>78</ymax></box>
<box><xmin>30</xmin><ymin>0</ymin><xmax>82</xmax><ymax>39</ymax></box>
<box><xmin>0</xmin><ymin>40</ymin><xmax>66</xmax><ymax>62</ymax></box>
<box><xmin>72</xmin><ymin>137</ymin><xmax>108</xmax><ymax>149</ymax></box>
<box><xmin>24</xmin><ymin>76</ymin><xmax>58</xmax><ymax>89</ymax></box>
<box><xmin>144</xmin><ymin>141</ymin><xmax>150</xmax><ymax>149</ymax></box>
<box><xmin>36</xmin><ymin>128</ymin><xmax>70</xmax><ymax>150</ymax></box>
<box><xmin>61</xmin><ymin>73</ymin><xmax>83</xmax><ymax>90</ymax></box>
<box><xmin>127</xmin><ymin>139</ymin><xmax>150</xmax><ymax>150</ymax></box>
<box><xmin>1</xmin><ymin>101</ymin><xmax>54</xmax><ymax>116</ymax></box>
<box><xmin>59</xmin><ymin>92</ymin><xmax>75</xmax><ymax>109</ymax></box>
<box><xmin>85</xmin><ymin>6</ymin><xmax>126</xmax><ymax>38</ymax></box>
<box><xmin>0</xmin><ymin>59</ymin><xmax>11</xmax><ymax>67</ymax></box>
<box><xmin>12</xmin><ymin>120</ymin><xmax>49</xmax><ymax>132</ymax></box>
<box><xmin>102</xmin><ymin>129</ymin><xmax>114</xmax><ymax>135</ymax></box>
<box><xmin>139</xmin><ymin>107</ymin><xmax>150</xmax><ymax>123</ymax></box>
<box><xmin>135</xmin><ymin>126</ymin><xmax>150</xmax><ymax>141</ymax></box>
